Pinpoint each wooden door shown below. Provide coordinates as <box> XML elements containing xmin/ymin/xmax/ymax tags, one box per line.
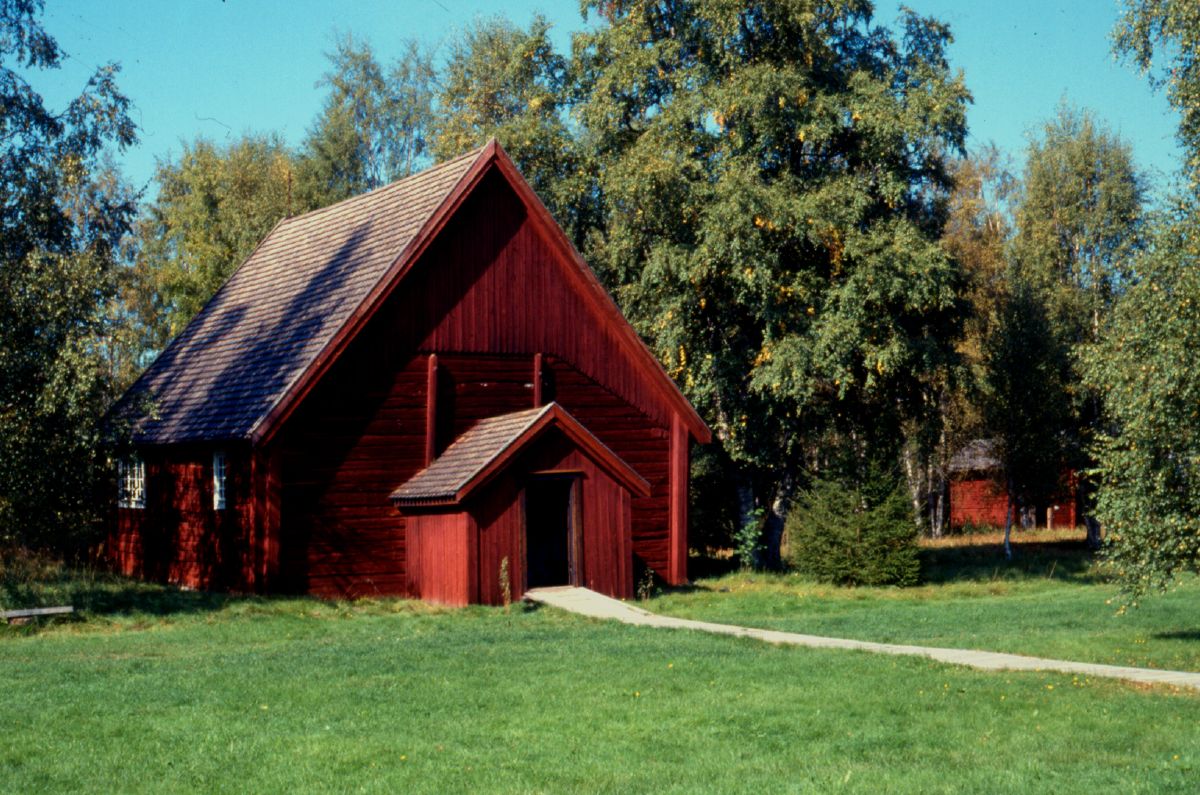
<box><xmin>524</xmin><ymin>476</ymin><xmax>581</xmax><ymax>588</ymax></box>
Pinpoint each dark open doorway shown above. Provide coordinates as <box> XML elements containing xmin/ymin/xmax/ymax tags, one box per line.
<box><xmin>525</xmin><ymin>476</ymin><xmax>579</xmax><ymax>589</ymax></box>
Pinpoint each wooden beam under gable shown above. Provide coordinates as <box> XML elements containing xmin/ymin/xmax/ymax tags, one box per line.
<box><xmin>251</xmin><ymin>139</ymin><xmax>710</xmax><ymax>450</ymax></box>
<box><xmin>425</xmin><ymin>353</ymin><xmax>438</xmax><ymax>466</ymax></box>
<box><xmin>668</xmin><ymin>412</ymin><xmax>689</xmax><ymax>585</ymax></box>
<box><xmin>488</xmin><ymin>148</ymin><xmax>711</xmax><ymax>445</ymax></box>
<box><xmin>251</xmin><ymin>141</ymin><xmax>499</xmax><ymax>447</ymax></box>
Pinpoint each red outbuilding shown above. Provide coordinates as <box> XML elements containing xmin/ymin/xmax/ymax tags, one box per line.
<box><xmin>109</xmin><ymin>141</ymin><xmax>710</xmax><ymax>604</ymax></box>
<box><xmin>947</xmin><ymin>439</ymin><xmax>1079</xmax><ymax>530</ymax></box>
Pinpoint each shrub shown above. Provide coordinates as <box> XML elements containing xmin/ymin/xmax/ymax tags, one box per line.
<box><xmin>786</xmin><ymin>479</ymin><xmax>921</xmax><ymax>586</ymax></box>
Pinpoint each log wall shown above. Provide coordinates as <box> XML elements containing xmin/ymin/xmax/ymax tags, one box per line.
<box><xmin>118</xmin><ymin>162</ymin><xmax>691</xmax><ymax>598</ymax></box>
<box><xmin>272</xmin><ymin>168</ymin><xmax>683</xmax><ymax>597</ymax></box>
<box><xmin>111</xmin><ymin>445</ymin><xmax>255</xmax><ymax>591</ymax></box>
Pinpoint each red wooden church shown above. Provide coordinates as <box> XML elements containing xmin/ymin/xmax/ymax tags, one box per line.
<box><xmin>109</xmin><ymin>141</ymin><xmax>710</xmax><ymax>604</ymax></box>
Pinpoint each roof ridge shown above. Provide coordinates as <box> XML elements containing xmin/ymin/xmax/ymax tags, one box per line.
<box><xmin>390</xmin><ymin>401</ymin><xmax>650</xmax><ymax>505</ymax></box>
<box><xmin>278</xmin><ymin>146</ymin><xmax>487</xmax><ymax>231</ymax></box>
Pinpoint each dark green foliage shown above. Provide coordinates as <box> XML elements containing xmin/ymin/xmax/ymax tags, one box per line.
<box><xmin>687</xmin><ymin>444</ymin><xmax>740</xmax><ymax>555</ymax></box>
<box><xmin>787</xmin><ymin>479</ymin><xmax>920</xmax><ymax>587</ymax></box>
<box><xmin>0</xmin><ymin>1</ymin><xmax>137</xmax><ymax>553</ymax></box>
<box><xmin>1096</xmin><ymin>3</ymin><xmax>1200</xmax><ymax>597</ymax></box>
<box><xmin>1084</xmin><ymin>212</ymin><xmax>1200</xmax><ymax>597</ymax></box>
<box><xmin>574</xmin><ymin>1</ymin><xmax>970</xmax><ymax>559</ymax></box>
<box><xmin>1115</xmin><ymin>0</ymin><xmax>1200</xmax><ymax>186</ymax></box>
<box><xmin>1014</xmin><ymin>105</ymin><xmax>1144</xmax><ymax>328</ymax></box>
<box><xmin>958</xmin><ymin>107</ymin><xmax>1143</xmax><ymax>553</ymax></box>
<box><xmin>980</xmin><ymin>275</ymin><xmax>1071</xmax><ymax>514</ymax></box>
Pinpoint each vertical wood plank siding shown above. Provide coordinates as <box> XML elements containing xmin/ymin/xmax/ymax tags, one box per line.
<box><xmin>406</xmin><ymin>512</ymin><xmax>475</xmax><ymax>605</ymax></box>
<box><xmin>111</xmin><ymin>445</ymin><xmax>255</xmax><ymax>590</ymax></box>
<box><xmin>270</xmin><ymin>169</ymin><xmax>684</xmax><ymax>597</ymax></box>
<box><xmin>470</xmin><ymin>431</ymin><xmax>634</xmax><ymax>604</ymax></box>
<box><xmin>669</xmin><ymin>413</ymin><xmax>690</xmax><ymax>584</ymax></box>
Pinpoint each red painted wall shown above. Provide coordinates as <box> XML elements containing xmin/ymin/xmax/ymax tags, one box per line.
<box><xmin>111</xmin><ymin>445</ymin><xmax>255</xmax><ymax>591</ymax></box>
<box><xmin>117</xmin><ymin>165</ymin><xmax>689</xmax><ymax>598</ymax></box>
<box><xmin>270</xmin><ymin>170</ymin><xmax>683</xmax><ymax>598</ymax></box>
<box><xmin>472</xmin><ymin>431</ymin><xmax>634</xmax><ymax>603</ymax></box>
<box><xmin>405</xmin><ymin>428</ymin><xmax>634</xmax><ymax>606</ymax></box>
<box><xmin>949</xmin><ymin>471</ymin><xmax>1080</xmax><ymax>529</ymax></box>
<box><xmin>948</xmin><ymin>478</ymin><xmax>1009</xmax><ymax>528</ymax></box>
<box><xmin>406</xmin><ymin>512</ymin><xmax>475</xmax><ymax>605</ymax></box>
<box><xmin>275</xmin><ymin>352</ymin><xmax>426</xmax><ymax>597</ymax></box>
<box><xmin>393</xmin><ymin>170</ymin><xmax>682</xmax><ymax>580</ymax></box>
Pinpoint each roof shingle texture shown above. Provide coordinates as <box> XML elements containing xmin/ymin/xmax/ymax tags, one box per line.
<box><xmin>391</xmin><ymin>404</ymin><xmax>553</xmax><ymax>504</ymax></box>
<box><xmin>949</xmin><ymin>439</ymin><xmax>1001</xmax><ymax>473</ymax></box>
<box><xmin>118</xmin><ymin>147</ymin><xmax>483</xmax><ymax>444</ymax></box>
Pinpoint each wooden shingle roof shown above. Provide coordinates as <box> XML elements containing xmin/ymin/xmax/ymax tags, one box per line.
<box><xmin>949</xmin><ymin>439</ymin><xmax>1001</xmax><ymax>473</ymax></box>
<box><xmin>117</xmin><ymin>147</ymin><xmax>485</xmax><ymax>444</ymax></box>
<box><xmin>391</xmin><ymin>402</ymin><xmax>651</xmax><ymax>507</ymax></box>
<box><xmin>115</xmin><ymin>139</ymin><xmax>710</xmax><ymax>446</ymax></box>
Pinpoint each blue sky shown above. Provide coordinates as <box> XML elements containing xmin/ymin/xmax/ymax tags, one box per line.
<box><xmin>35</xmin><ymin>0</ymin><xmax>1181</xmax><ymax>195</ymax></box>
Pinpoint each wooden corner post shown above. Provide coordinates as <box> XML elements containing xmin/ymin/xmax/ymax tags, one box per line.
<box><xmin>425</xmin><ymin>353</ymin><xmax>438</xmax><ymax>467</ymax></box>
<box><xmin>668</xmin><ymin>413</ymin><xmax>689</xmax><ymax>585</ymax></box>
<box><xmin>533</xmin><ymin>352</ymin><xmax>543</xmax><ymax>407</ymax></box>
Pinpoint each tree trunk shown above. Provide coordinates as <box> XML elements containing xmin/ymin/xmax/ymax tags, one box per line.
<box><xmin>734</xmin><ymin>475</ymin><xmax>762</xmax><ymax>569</ymax></box>
<box><xmin>757</xmin><ymin>485</ymin><xmax>788</xmax><ymax>570</ymax></box>
<box><xmin>930</xmin><ymin>477</ymin><xmax>947</xmax><ymax>539</ymax></box>
<box><xmin>902</xmin><ymin>443</ymin><xmax>927</xmax><ymax>534</ymax></box>
<box><xmin>736</xmin><ymin>478</ymin><xmax>756</xmax><ymax>542</ymax></box>
<box><xmin>1084</xmin><ymin>515</ymin><xmax>1102</xmax><ymax>551</ymax></box>
<box><xmin>1003</xmin><ymin>483</ymin><xmax>1015</xmax><ymax>560</ymax></box>
<box><xmin>929</xmin><ymin>427</ymin><xmax>949</xmax><ymax>538</ymax></box>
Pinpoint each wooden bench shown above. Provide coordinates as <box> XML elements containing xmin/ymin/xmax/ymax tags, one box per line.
<box><xmin>2</xmin><ymin>605</ymin><xmax>74</xmax><ymax>623</ymax></box>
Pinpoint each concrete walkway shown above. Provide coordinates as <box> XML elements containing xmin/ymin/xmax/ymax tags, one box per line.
<box><xmin>525</xmin><ymin>586</ymin><xmax>1200</xmax><ymax>692</ymax></box>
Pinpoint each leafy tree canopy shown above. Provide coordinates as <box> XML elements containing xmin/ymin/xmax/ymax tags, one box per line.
<box><xmin>1013</xmin><ymin>103</ymin><xmax>1144</xmax><ymax>342</ymax></box>
<box><xmin>131</xmin><ymin>135</ymin><xmax>301</xmax><ymax>350</ymax></box>
<box><xmin>1085</xmin><ymin>211</ymin><xmax>1200</xmax><ymax>596</ymax></box>
<box><xmin>0</xmin><ymin>0</ymin><xmax>138</xmax><ymax>551</ymax></box>
<box><xmin>1115</xmin><ymin>0</ymin><xmax>1200</xmax><ymax>185</ymax></box>
<box><xmin>298</xmin><ymin>34</ymin><xmax>434</xmax><ymax>205</ymax></box>
<box><xmin>573</xmin><ymin>1</ymin><xmax>971</xmax><ymax>546</ymax></box>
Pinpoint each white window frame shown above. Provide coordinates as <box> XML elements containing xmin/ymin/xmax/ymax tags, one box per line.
<box><xmin>118</xmin><ymin>456</ymin><xmax>145</xmax><ymax>509</ymax></box>
<box><xmin>212</xmin><ymin>450</ymin><xmax>227</xmax><ymax>511</ymax></box>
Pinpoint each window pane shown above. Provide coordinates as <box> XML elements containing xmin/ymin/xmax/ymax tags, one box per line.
<box><xmin>213</xmin><ymin>451</ymin><xmax>226</xmax><ymax>510</ymax></box>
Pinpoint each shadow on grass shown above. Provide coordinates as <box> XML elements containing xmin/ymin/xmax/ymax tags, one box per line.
<box><xmin>67</xmin><ymin>578</ymin><xmax>239</xmax><ymax>617</ymax></box>
<box><xmin>683</xmin><ymin>536</ymin><xmax>1106</xmax><ymax>589</ymax></box>
<box><xmin>919</xmin><ymin>538</ymin><xmax>1105</xmax><ymax>586</ymax></box>
<box><xmin>1</xmin><ymin>552</ymin><xmax>255</xmax><ymax>623</ymax></box>
<box><xmin>687</xmin><ymin>554</ymin><xmax>740</xmax><ymax>581</ymax></box>
<box><xmin>1153</xmin><ymin>630</ymin><xmax>1200</xmax><ymax>641</ymax></box>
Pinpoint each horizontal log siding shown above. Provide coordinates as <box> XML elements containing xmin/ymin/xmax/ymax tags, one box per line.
<box><xmin>275</xmin><ymin>343</ymin><xmax>425</xmax><ymax>597</ymax></box>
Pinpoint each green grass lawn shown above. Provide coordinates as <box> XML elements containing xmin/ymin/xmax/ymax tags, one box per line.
<box><xmin>4</xmin><ymin>540</ymin><xmax>1200</xmax><ymax>793</ymax></box>
<box><xmin>659</xmin><ymin>530</ymin><xmax>1200</xmax><ymax>672</ymax></box>
<box><xmin>0</xmin><ymin>564</ymin><xmax>1198</xmax><ymax>793</ymax></box>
